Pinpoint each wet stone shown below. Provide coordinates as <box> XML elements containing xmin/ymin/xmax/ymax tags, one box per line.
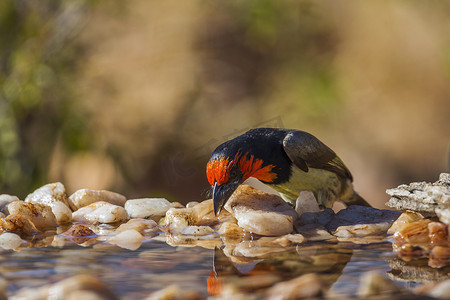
<box><xmin>10</xmin><ymin>274</ymin><xmax>119</xmax><ymax>300</ymax></box>
<box><xmin>265</xmin><ymin>273</ymin><xmax>324</xmax><ymax>300</ymax></box>
<box><xmin>0</xmin><ymin>232</ymin><xmax>24</xmax><ymax>250</ymax></box>
<box><xmin>224</xmin><ymin>185</ymin><xmax>298</xmax><ymax>236</ymax></box>
<box><xmin>68</xmin><ymin>189</ymin><xmax>127</xmax><ymax>211</ymax></box>
<box><xmin>0</xmin><ymin>195</ymin><xmax>19</xmax><ymax>213</ymax></box>
<box><xmin>62</xmin><ymin>224</ymin><xmax>96</xmax><ymax>244</ymax></box>
<box><xmin>5</xmin><ymin>201</ymin><xmax>57</xmax><ymax>232</ymax></box>
<box><xmin>357</xmin><ymin>271</ymin><xmax>406</xmax><ymax>297</ymax></box>
<box><xmin>327</xmin><ymin>205</ymin><xmax>401</xmax><ymax>237</ymax></box>
<box><xmin>72</xmin><ymin>201</ymin><xmax>129</xmax><ymax>224</ymax></box>
<box><xmin>114</xmin><ymin>218</ymin><xmax>159</xmax><ymax>237</ymax></box>
<box><xmin>295</xmin><ymin>209</ymin><xmax>336</xmax><ymax>241</ymax></box>
<box><xmin>108</xmin><ymin>229</ymin><xmax>144</xmax><ymax>250</ymax></box>
<box><xmin>124</xmin><ymin>198</ymin><xmax>172</xmax><ymax>221</ymax></box>
<box><xmin>388</xmin><ymin>211</ymin><xmax>424</xmax><ymax>235</ymax></box>
<box><xmin>24</xmin><ymin>182</ymin><xmax>72</xmax><ymax>223</ymax></box>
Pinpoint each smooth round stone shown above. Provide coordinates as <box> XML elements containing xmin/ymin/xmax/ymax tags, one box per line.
<box><xmin>0</xmin><ymin>232</ymin><xmax>24</xmax><ymax>250</ymax></box>
<box><xmin>72</xmin><ymin>201</ymin><xmax>129</xmax><ymax>224</ymax></box>
<box><xmin>108</xmin><ymin>229</ymin><xmax>144</xmax><ymax>251</ymax></box>
<box><xmin>124</xmin><ymin>198</ymin><xmax>171</xmax><ymax>220</ymax></box>
<box><xmin>69</xmin><ymin>189</ymin><xmax>127</xmax><ymax>211</ymax></box>
<box><xmin>224</xmin><ymin>185</ymin><xmax>298</xmax><ymax>236</ymax></box>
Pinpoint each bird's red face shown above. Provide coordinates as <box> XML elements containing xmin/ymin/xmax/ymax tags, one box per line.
<box><xmin>206</xmin><ymin>151</ymin><xmax>277</xmax><ymax>215</ymax></box>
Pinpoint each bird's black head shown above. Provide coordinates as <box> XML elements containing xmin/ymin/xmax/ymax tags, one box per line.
<box><xmin>206</xmin><ymin>138</ymin><xmax>278</xmax><ymax>215</ymax></box>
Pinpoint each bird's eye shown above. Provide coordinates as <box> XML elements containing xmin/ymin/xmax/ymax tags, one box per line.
<box><xmin>230</xmin><ymin>170</ymin><xmax>237</xmax><ymax>177</ymax></box>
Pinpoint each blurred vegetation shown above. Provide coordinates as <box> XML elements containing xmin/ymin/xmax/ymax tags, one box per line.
<box><xmin>1</xmin><ymin>1</ymin><xmax>449</xmax><ymax>207</ymax></box>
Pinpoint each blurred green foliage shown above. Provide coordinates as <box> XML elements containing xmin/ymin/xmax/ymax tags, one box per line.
<box><xmin>0</xmin><ymin>0</ymin><xmax>93</xmax><ymax>197</ymax></box>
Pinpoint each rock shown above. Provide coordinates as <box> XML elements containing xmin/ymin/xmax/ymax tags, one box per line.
<box><xmin>72</xmin><ymin>201</ymin><xmax>129</xmax><ymax>224</ymax></box>
<box><xmin>0</xmin><ymin>232</ymin><xmax>24</xmax><ymax>249</ymax></box>
<box><xmin>124</xmin><ymin>198</ymin><xmax>172</xmax><ymax>221</ymax></box>
<box><xmin>0</xmin><ymin>215</ymin><xmax>38</xmax><ymax>237</ymax></box>
<box><xmin>144</xmin><ymin>284</ymin><xmax>201</xmax><ymax>300</ymax></box>
<box><xmin>386</xmin><ymin>173</ymin><xmax>450</xmax><ymax>215</ymax></box>
<box><xmin>6</xmin><ymin>201</ymin><xmax>57</xmax><ymax>231</ymax></box>
<box><xmin>414</xmin><ymin>279</ymin><xmax>450</xmax><ymax>299</ymax></box>
<box><xmin>388</xmin><ymin>211</ymin><xmax>424</xmax><ymax>234</ymax></box>
<box><xmin>224</xmin><ymin>185</ymin><xmax>298</xmax><ymax>236</ymax></box>
<box><xmin>62</xmin><ymin>224</ymin><xmax>96</xmax><ymax>244</ymax></box>
<box><xmin>114</xmin><ymin>218</ymin><xmax>159</xmax><ymax>237</ymax></box>
<box><xmin>387</xmin><ymin>257</ymin><xmax>450</xmax><ymax>283</ymax></box>
<box><xmin>357</xmin><ymin>271</ymin><xmax>406</xmax><ymax>297</ymax></box>
<box><xmin>163</xmin><ymin>207</ymin><xmax>196</xmax><ymax>234</ymax></box>
<box><xmin>68</xmin><ymin>189</ymin><xmax>127</xmax><ymax>211</ymax></box>
<box><xmin>429</xmin><ymin>246</ymin><xmax>450</xmax><ymax>269</ymax></box>
<box><xmin>295</xmin><ymin>191</ymin><xmax>320</xmax><ymax>215</ymax></box>
<box><xmin>327</xmin><ymin>205</ymin><xmax>401</xmax><ymax>237</ymax></box>
<box><xmin>294</xmin><ymin>209</ymin><xmax>336</xmax><ymax>241</ymax></box>
<box><xmin>10</xmin><ymin>274</ymin><xmax>119</xmax><ymax>300</ymax></box>
<box><xmin>186</xmin><ymin>201</ymin><xmax>199</xmax><ymax>208</ymax></box>
<box><xmin>162</xmin><ymin>199</ymin><xmax>226</xmax><ymax>235</ymax></box>
<box><xmin>24</xmin><ymin>182</ymin><xmax>72</xmax><ymax>223</ymax></box>
<box><xmin>180</xmin><ymin>225</ymin><xmax>214</xmax><ymax>236</ymax></box>
<box><xmin>436</xmin><ymin>208</ymin><xmax>450</xmax><ymax>225</ymax></box>
<box><xmin>265</xmin><ymin>273</ymin><xmax>324</xmax><ymax>300</ymax></box>
<box><xmin>218</xmin><ymin>222</ymin><xmax>248</xmax><ymax>241</ymax></box>
<box><xmin>0</xmin><ymin>194</ymin><xmax>19</xmax><ymax>213</ymax></box>
<box><xmin>108</xmin><ymin>229</ymin><xmax>144</xmax><ymax>250</ymax></box>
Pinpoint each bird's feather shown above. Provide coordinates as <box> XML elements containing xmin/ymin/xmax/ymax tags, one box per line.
<box><xmin>282</xmin><ymin>130</ymin><xmax>353</xmax><ymax>181</ymax></box>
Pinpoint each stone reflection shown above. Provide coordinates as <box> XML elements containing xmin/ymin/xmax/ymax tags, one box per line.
<box><xmin>208</xmin><ymin>243</ymin><xmax>354</xmax><ymax>298</ymax></box>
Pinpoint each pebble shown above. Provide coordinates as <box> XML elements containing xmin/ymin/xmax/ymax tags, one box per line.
<box><xmin>0</xmin><ymin>194</ymin><xmax>19</xmax><ymax>213</ymax></box>
<box><xmin>68</xmin><ymin>189</ymin><xmax>127</xmax><ymax>211</ymax></box>
<box><xmin>5</xmin><ymin>201</ymin><xmax>57</xmax><ymax>231</ymax></box>
<box><xmin>327</xmin><ymin>205</ymin><xmax>401</xmax><ymax>237</ymax></box>
<box><xmin>295</xmin><ymin>190</ymin><xmax>320</xmax><ymax>215</ymax></box>
<box><xmin>265</xmin><ymin>273</ymin><xmax>324</xmax><ymax>300</ymax></box>
<box><xmin>62</xmin><ymin>224</ymin><xmax>96</xmax><ymax>244</ymax></box>
<box><xmin>295</xmin><ymin>209</ymin><xmax>336</xmax><ymax>241</ymax></box>
<box><xmin>10</xmin><ymin>274</ymin><xmax>119</xmax><ymax>300</ymax></box>
<box><xmin>24</xmin><ymin>182</ymin><xmax>72</xmax><ymax>223</ymax></box>
<box><xmin>114</xmin><ymin>218</ymin><xmax>159</xmax><ymax>237</ymax></box>
<box><xmin>414</xmin><ymin>279</ymin><xmax>450</xmax><ymax>299</ymax></box>
<box><xmin>357</xmin><ymin>271</ymin><xmax>405</xmax><ymax>297</ymax></box>
<box><xmin>108</xmin><ymin>229</ymin><xmax>144</xmax><ymax>250</ymax></box>
<box><xmin>72</xmin><ymin>201</ymin><xmax>129</xmax><ymax>224</ymax></box>
<box><xmin>224</xmin><ymin>185</ymin><xmax>298</xmax><ymax>236</ymax></box>
<box><xmin>144</xmin><ymin>284</ymin><xmax>201</xmax><ymax>300</ymax></box>
<box><xmin>0</xmin><ymin>232</ymin><xmax>24</xmax><ymax>250</ymax></box>
<box><xmin>124</xmin><ymin>198</ymin><xmax>172</xmax><ymax>221</ymax></box>
<box><xmin>387</xmin><ymin>211</ymin><xmax>424</xmax><ymax>234</ymax></box>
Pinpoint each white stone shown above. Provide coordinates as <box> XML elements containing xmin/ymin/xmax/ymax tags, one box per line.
<box><xmin>72</xmin><ymin>201</ymin><xmax>129</xmax><ymax>224</ymax></box>
<box><xmin>124</xmin><ymin>198</ymin><xmax>171</xmax><ymax>220</ymax></box>
<box><xmin>68</xmin><ymin>189</ymin><xmax>127</xmax><ymax>211</ymax></box>
<box><xmin>181</xmin><ymin>225</ymin><xmax>214</xmax><ymax>236</ymax></box>
<box><xmin>24</xmin><ymin>182</ymin><xmax>72</xmax><ymax>223</ymax></box>
<box><xmin>108</xmin><ymin>229</ymin><xmax>144</xmax><ymax>250</ymax></box>
<box><xmin>163</xmin><ymin>208</ymin><xmax>195</xmax><ymax>234</ymax></box>
<box><xmin>0</xmin><ymin>232</ymin><xmax>23</xmax><ymax>250</ymax></box>
<box><xmin>295</xmin><ymin>191</ymin><xmax>320</xmax><ymax>215</ymax></box>
<box><xmin>0</xmin><ymin>194</ymin><xmax>19</xmax><ymax>213</ymax></box>
<box><xmin>224</xmin><ymin>185</ymin><xmax>298</xmax><ymax>236</ymax></box>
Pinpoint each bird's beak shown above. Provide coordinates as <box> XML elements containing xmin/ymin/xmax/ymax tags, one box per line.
<box><xmin>213</xmin><ymin>181</ymin><xmax>240</xmax><ymax>216</ymax></box>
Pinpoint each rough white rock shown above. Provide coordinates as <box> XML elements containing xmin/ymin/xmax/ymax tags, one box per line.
<box><xmin>435</xmin><ymin>208</ymin><xmax>450</xmax><ymax>225</ymax></box>
<box><xmin>224</xmin><ymin>185</ymin><xmax>298</xmax><ymax>236</ymax></box>
<box><xmin>68</xmin><ymin>189</ymin><xmax>127</xmax><ymax>211</ymax></box>
<box><xmin>24</xmin><ymin>182</ymin><xmax>72</xmax><ymax>223</ymax></box>
<box><xmin>0</xmin><ymin>232</ymin><xmax>24</xmax><ymax>250</ymax></box>
<box><xmin>163</xmin><ymin>208</ymin><xmax>195</xmax><ymax>234</ymax></box>
<box><xmin>114</xmin><ymin>218</ymin><xmax>159</xmax><ymax>237</ymax></box>
<box><xmin>108</xmin><ymin>229</ymin><xmax>144</xmax><ymax>250</ymax></box>
<box><xmin>72</xmin><ymin>201</ymin><xmax>129</xmax><ymax>224</ymax></box>
<box><xmin>124</xmin><ymin>198</ymin><xmax>171</xmax><ymax>221</ymax></box>
<box><xmin>386</xmin><ymin>173</ymin><xmax>450</xmax><ymax>215</ymax></box>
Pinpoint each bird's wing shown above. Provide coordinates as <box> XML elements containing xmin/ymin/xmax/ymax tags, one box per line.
<box><xmin>282</xmin><ymin>130</ymin><xmax>353</xmax><ymax>181</ymax></box>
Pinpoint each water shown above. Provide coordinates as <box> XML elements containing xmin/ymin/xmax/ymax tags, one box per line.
<box><xmin>2</xmin><ymin>237</ymin><xmax>444</xmax><ymax>299</ymax></box>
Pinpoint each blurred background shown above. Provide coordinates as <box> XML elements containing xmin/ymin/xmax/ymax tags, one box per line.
<box><xmin>0</xmin><ymin>0</ymin><xmax>449</xmax><ymax>208</ymax></box>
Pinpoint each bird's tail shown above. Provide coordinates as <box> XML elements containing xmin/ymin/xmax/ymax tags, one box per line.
<box><xmin>342</xmin><ymin>192</ymin><xmax>371</xmax><ymax>207</ymax></box>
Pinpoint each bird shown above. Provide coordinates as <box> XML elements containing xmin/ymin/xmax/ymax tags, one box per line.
<box><xmin>206</xmin><ymin>128</ymin><xmax>370</xmax><ymax>215</ymax></box>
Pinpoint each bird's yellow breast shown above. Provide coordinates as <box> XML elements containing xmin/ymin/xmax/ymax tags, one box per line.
<box><xmin>270</xmin><ymin>166</ymin><xmax>352</xmax><ymax>208</ymax></box>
